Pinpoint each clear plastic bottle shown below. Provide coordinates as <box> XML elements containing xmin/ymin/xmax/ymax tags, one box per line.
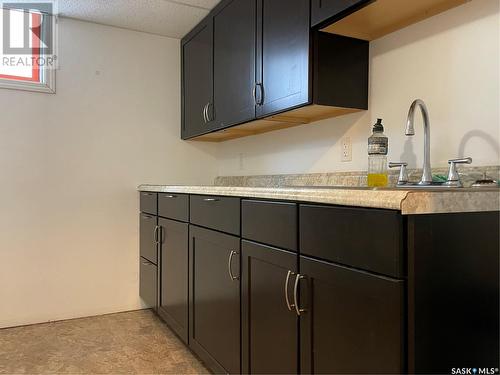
<box><xmin>367</xmin><ymin>119</ymin><xmax>388</xmax><ymax>187</ymax></box>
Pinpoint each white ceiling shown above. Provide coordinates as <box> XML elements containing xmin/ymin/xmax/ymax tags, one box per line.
<box><xmin>57</xmin><ymin>0</ymin><xmax>221</xmax><ymax>39</ymax></box>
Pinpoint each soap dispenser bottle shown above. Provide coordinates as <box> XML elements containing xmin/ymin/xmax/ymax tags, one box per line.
<box><xmin>367</xmin><ymin>118</ymin><xmax>388</xmax><ymax>187</ymax></box>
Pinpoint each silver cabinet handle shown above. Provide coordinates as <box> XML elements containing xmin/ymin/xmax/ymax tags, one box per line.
<box><xmin>142</xmin><ymin>192</ymin><xmax>153</xmax><ymax>196</ymax></box>
<box><xmin>163</xmin><ymin>194</ymin><xmax>177</xmax><ymax>199</ymax></box>
<box><xmin>284</xmin><ymin>270</ymin><xmax>295</xmax><ymax>311</ymax></box>
<box><xmin>228</xmin><ymin>250</ymin><xmax>239</xmax><ymax>281</ymax></box>
<box><xmin>203</xmin><ymin>198</ymin><xmax>219</xmax><ymax>202</ymax></box>
<box><xmin>142</xmin><ymin>214</ymin><xmax>152</xmax><ymax>220</ymax></box>
<box><xmin>142</xmin><ymin>260</ymin><xmax>151</xmax><ymax>266</ymax></box>
<box><xmin>293</xmin><ymin>274</ymin><xmax>306</xmax><ymax>316</ymax></box>
<box><xmin>202</xmin><ymin>103</ymin><xmax>208</xmax><ymax>123</ymax></box>
<box><xmin>153</xmin><ymin>225</ymin><xmax>159</xmax><ymax>245</ymax></box>
<box><xmin>252</xmin><ymin>84</ymin><xmax>257</xmax><ymax>105</ymax></box>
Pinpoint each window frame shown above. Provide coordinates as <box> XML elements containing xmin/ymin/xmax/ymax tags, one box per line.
<box><xmin>0</xmin><ymin>7</ymin><xmax>56</xmax><ymax>93</ymax></box>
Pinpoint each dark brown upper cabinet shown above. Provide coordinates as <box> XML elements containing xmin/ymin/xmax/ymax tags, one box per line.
<box><xmin>181</xmin><ymin>0</ymin><xmax>468</xmax><ymax>141</ymax></box>
<box><xmin>256</xmin><ymin>0</ymin><xmax>310</xmax><ymax>118</ymax></box>
<box><xmin>181</xmin><ymin>0</ymin><xmax>369</xmax><ymax>142</ymax></box>
<box><xmin>181</xmin><ymin>17</ymin><xmax>213</xmax><ymax>139</ymax></box>
<box><xmin>212</xmin><ymin>0</ymin><xmax>257</xmax><ymax>130</ymax></box>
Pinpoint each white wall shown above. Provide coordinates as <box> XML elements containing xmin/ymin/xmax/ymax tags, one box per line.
<box><xmin>216</xmin><ymin>0</ymin><xmax>500</xmax><ymax>176</ymax></box>
<box><xmin>0</xmin><ymin>19</ymin><xmax>217</xmax><ymax>328</ymax></box>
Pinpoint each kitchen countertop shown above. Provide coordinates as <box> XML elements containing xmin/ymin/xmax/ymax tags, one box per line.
<box><xmin>137</xmin><ymin>184</ymin><xmax>499</xmax><ymax>215</ymax></box>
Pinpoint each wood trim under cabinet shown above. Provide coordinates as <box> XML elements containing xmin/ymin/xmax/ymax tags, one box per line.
<box><xmin>321</xmin><ymin>0</ymin><xmax>469</xmax><ymax>41</ymax></box>
<box><xmin>188</xmin><ymin>104</ymin><xmax>363</xmax><ymax>142</ymax></box>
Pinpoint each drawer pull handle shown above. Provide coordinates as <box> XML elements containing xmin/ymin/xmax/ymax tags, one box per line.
<box><xmin>153</xmin><ymin>225</ymin><xmax>159</xmax><ymax>245</ymax></box>
<box><xmin>293</xmin><ymin>274</ymin><xmax>307</xmax><ymax>316</ymax></box>
<box><xmin>202</xmin><ymin>103</ymin><xmax>208</xmax><ymax>123</ymax></box>
<box><xmin>203</xmin><ymin>198</ymin><xmax>219</xmax><ymax>202</ymax></box>
<box><xmin>143</xmin><ymin>215</ymin><xmax>152</xmax><ymax>220</ymax></box>
<box><xmin>142</xmin><ymin>261</ymin><xmax>151</xmax><ymax>266</ymax></box>
<box><xmin>142</xmin><ymin>192</ymin><xmax>153</xmax><ymax>196</ymax></box>
<box><xmin>163</xmin><ymin>194</ymin><xmax>177</xmax><ymax>198</ymax></box>
<box><xmin>284</xmin><ymin>270</ymin><xmax>295</xmax><ymax>311</ymax></box>
<box><xmin>228</xmin><ymin>250</ymin><xmax>239</xmax><ymax>281</ymax></box>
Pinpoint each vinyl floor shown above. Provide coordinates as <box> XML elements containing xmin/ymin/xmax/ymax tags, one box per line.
<box><xmin>0</xmin><ymin>310</ymin><xmax>209</xmax><ymax>374</ymax></box>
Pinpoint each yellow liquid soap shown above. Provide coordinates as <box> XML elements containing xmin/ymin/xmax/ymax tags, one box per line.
<box><xmin>367</xmin><ymin>173</ymin><xmax>388</xmax><ymax>187</ymax></box>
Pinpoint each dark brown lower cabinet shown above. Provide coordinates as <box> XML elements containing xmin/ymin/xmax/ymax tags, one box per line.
<box><xmin>189</xmin><ymin>225</ymin><xmax>241</xmax><ymax>374</ymax></box>
<box><xmin>140</xmin><ymin>213</ymin><xmax>158</xmax><ymax>264</ymax></box>
<box><xmin>139</xmin><ymin>257</ymin><xmax>157</xmax><ymax>308</ymax></box>
<box><xmin>158</xmin><ymin>218</ymin><xmax>189</xmax><ymax>344</ymax></box>
<box><xmin>299</xmin><ymin>256</ymin><xmax>405</xmax><ymax>374</ymax></box>
<box><xmin>241</xmin><ymin>240</ymin><xmax>298</xmax><ymax>374</ymax></box>
<box><xmin>139</xmin><ymin>190</ymin><xmax>498</xmax><ymax>374</ymax></box>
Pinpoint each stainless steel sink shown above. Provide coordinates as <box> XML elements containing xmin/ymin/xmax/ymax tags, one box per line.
<box><xmin>282</xmin><ymin>185</ymin><xmax>390</xmax><ymax>191</ymax></box>
<box><xmin>281</xmin><ymin>185</ymin><xmax>498</xmax><ymax>191</ymax></box>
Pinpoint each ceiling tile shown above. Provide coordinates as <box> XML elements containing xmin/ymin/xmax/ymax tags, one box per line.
<box><xmin>57</xmin><ymin>0</ymin><xmax>221</xmax><ymax>38</ymax></box>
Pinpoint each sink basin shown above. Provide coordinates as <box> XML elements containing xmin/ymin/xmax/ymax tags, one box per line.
<box><xmin>282</xmin><ymin>185</ymin><xmax>389</xmax><ymax>191</ymax></box>
<box><xmin>281</xmin><ymin>185</ymin><xmax>498</xmax><ymax>191</ymax></box>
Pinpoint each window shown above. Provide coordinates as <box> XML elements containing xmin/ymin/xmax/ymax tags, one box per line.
<box><xmin>0</xmin><ymin>6</ymin><xmax>55</xmax><ymax>93</ymax></box>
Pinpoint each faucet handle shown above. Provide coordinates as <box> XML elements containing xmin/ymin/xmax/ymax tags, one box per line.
<box><xmin>389</xmin><ymin>162</ymin><xmax>409</xmax><ymax>185</ymax></box>
<box><xmin>445</xmin><ymin>157</ymin><xmax>472</xmax><ymax>187</ymax></box>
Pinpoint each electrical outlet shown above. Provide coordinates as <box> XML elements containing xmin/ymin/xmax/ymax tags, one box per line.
<box><xmin>341</xmin><ymin>137</ymin><xmax>352</xmax><ymax>162</ymax></box>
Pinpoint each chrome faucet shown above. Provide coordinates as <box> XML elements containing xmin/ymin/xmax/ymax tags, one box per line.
<box><xmin>405</xmin><ymin>99</ymin><xmax>433</xmax><ymax>185</ymax></box>
<box><xmin>390</xmin><ymin>99</ymin><xmax>473</xmax><ymax>188</ymax></box>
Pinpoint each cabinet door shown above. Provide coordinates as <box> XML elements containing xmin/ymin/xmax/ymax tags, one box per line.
<box><xmin>159</xmin><ymin>218</ymin><xmax>189</xmax><ymax>344</ymax></box>
<box><xmin>140</xmin><ymin>213</ymin><xmax>157</xmax><ymax>264</ymax></box>
<box><xmin>189</xmin><ymin>225</ymin><xmax>240</xmax><ymax>374</ymax></box>
<box><xmin>311</xmin><ymin>0</ymin><xmax>371</xmax><ymax>27</ymax></box>
<box><xmin>257</xmin><ymin>0</ymin><xmax>310</xmax><ymax>117</ymax></box>
<box><xmin>300</xmin><ymin>256</ymin><xmax>405</xmax><ymax>374</ymax></box>
<box><xmin>241</xmin><ymin>241</ymin><xmax>298</xmax><ymax>374</ymax></box>
<box><xmin>182</xmin><ymin>18</ymin><xmax>213</xmax><ymax>139</ymax></box>
<box><xmin>140</xmin><ymin>258</ymin><xmax>157</xmax><ymax>309</ymax></box>
<box><xmin>213</xmin><ymin>0</ymin><xmax>256</xmax><ymax>130</ymax></box>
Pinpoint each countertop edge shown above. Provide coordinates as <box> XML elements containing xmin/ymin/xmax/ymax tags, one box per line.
<box><xmin>138</xmin><ymin>185</ymin><xmax>499</xmax><ymax>215</ymax></box>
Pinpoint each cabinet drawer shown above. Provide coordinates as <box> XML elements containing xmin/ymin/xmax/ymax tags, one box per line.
<box><xmin>140</xmin><ymin>257</ymin><xmax>157</xmax><ymax>309</ymax></box>
<box><xmin>190</xmin><ymin>195</ymin><xmax>240</xmax><ymax>235</ymax></box>
<box><xmin>300</xmin><ymin>205</ymin><xmax>404</xmax><ymax>278</ymax></box>
<box><xmin>159</xmin><ymin>193</ymin><xmax>189</xmax><ymax>222</ymax></box>
<box><xmin>140</xmin><ymin>191</ymin><xmax>157</xmax><ymax>215</ymax></box>
<box><xmin>242</xmin><ymin>200</ymin><xmax>297</xmax><ymax>251</ymax></box>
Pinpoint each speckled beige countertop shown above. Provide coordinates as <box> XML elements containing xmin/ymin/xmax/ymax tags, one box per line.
<box><xmin>137</xmin><ymin>184</ymin><xmax>499</xmax><ymax>215</ymax></box>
